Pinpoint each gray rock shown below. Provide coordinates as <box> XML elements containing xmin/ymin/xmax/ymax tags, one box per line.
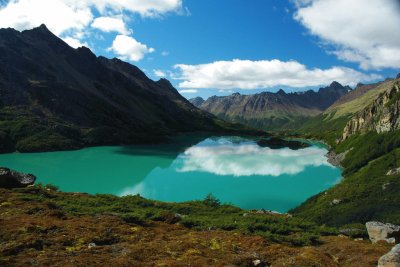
<box><xmin>252</xmin><ymin>259</ymin><xmax>261</xmax><ymax>266</ymax></box>
<box><xmin>330</xmin><ymin>199</ymin><xmax>342</xmax><ymax>205</ymax></box>
<box><xmin>326</xmin><ymin>150</ymin><xmax>348</xmax><ymax>167</ymax></box>
<box><xmin>378</xmin><ymin>244</ymin><xmax>400</xmax><ymax>267</ymax></box>
<box><xmin>366</xmin><ymin>221</ymin><xmax>400</xmax><ymax>243</ymax></box>
<box><xmin>88</xmin><ymin>243</ymin><xmax>96</xmax><ymax>249</ymax></box>
<box><xmin>383</xmin><ymin>183</ymin><xmax>391</xmax><ymax>190</ymax></box>
<box><xmin>0</xmin><ymin>167</ymin><xmax>36</xmax><ymax>188</ymax></box>
<box><xmin>387</xmin><ymin>167</ymin><xmax>400</xmax><ymax>176</ymax></box>
<box><xmin>174</xmin><ymin>213</ymin><xmax>185</xmax><ymax>219</ymax></box>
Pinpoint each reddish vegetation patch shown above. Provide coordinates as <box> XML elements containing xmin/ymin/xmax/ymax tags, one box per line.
<box><xmin>0</xmin><ymin>189</ymin><xmax>390</xmax><ymax>266</ymax></box>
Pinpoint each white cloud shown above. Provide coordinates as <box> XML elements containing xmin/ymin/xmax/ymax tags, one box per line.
<box><xmin>179</xmin><ymin>89</ymin><xmax>198</xmax><ymax>94</ymax></box>
<box><xmin>294</xmin><ymin>0</ymin><xmax>400</xmax><ymax>69</ymax></box>
<box><xmin>153</xmin><ymin>69</ymin><xmax>166</xmax><ymax>77</ymax></box>
<box><xmin>161</xmin><ymin>51</ymin><xmax>170</xmax><ymax>56</ymax></box>
<box><xmin>178</xmin><ymin>141</ymin><xmax>332</xmax><ymax>177</ymax></box>
<box><xmin>0</xmin><ymin>0</ymin><xmax>92</xmax><ymax>35</ymax></box>
<box><xmin>109</xmin><ymin>35</ymin><xmax>155</xmax><ymax>62</ymax></box>
<box><xmin>174</xmin><ymin>59</ymin><xmax>381</xmax><ymax>90</ymax></box>
<box><xmin>91</xmin><ymin>16</ymin><xmax>129</xmax><ymax>34</ymax></box>
<box><xmin>62</xmin><ymin>36</ymin><xmax>88</xmax><ymax>48</ymax></box>
<box><xmin>84</xmin><ymin>0</ymin><xmax>183</xmax><ymax>18</ymax></box>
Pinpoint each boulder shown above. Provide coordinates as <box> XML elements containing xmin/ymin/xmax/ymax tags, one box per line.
<box><xmin>366</xmin><ymin>221</ymin><xmax>400</xmax><ymax>243</ymax></box>
<box><xmin>378</xmin><ymin>244</ymin><xmax>400</xmax><ymax>267</ymax></box>
<box><xmin>387</xmin><ymin>167</ymin><xmax>400</xmax><ymax>176</ymax></box>
<box><xmin>330</xmin><ymin>199</ymin><xmax>342</xmax><ymax>205</ymax></box>
<box><xmin>0</xmin><ymin>167</ymin><xmax>36</xmax><ymax>188</ymax></box>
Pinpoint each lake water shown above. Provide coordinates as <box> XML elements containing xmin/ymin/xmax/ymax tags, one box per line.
<box><xmin>0</xmin><ymin>136</ymin><xmax>341</xmax><ymax>212</ymax></box>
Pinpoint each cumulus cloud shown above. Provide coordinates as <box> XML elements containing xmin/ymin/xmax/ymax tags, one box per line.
<box><xmin>0</xmin><ymin>0</ymin><xmax>92</xmax><ymax>35</ymax></box>
<box><xmin>109</xmin><ymin>35</ymin><xmax>155</xmax><ymax>62</ymax></box>
<box><xmin>153</xmin><ymin>69</ymin><xmax>166</xmax><ymax>77</ymax></box>
<box><xmin>91</xmin><ymin>16</ymin><xmax>129</xmax><ymax>34</ymax></box>
<box><xmin>178</xmin><ymin>140</ymin><xmax>332</xmax><ymax>177</ymax></box>
<box><xmin>294</xmin><ymin>0</ymin><xmax>400</xmax><ymax>69</ymax></box>
<box><xmin>173</xmin><ymin>59</ymin><xmax>381</xmax><ymax>90</ymax></box>
<box><xmin>179</xmin><ymin>89</ymin><xmax>198</xmax><ymax>94</ymax></box>
<box><xmin>62</xmin><ymin>36</ymin><xmax>89</xmax><ymax>49</ymax></box>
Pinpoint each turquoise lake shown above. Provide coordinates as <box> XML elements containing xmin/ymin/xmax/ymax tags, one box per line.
<box><xmin>0</xmin><ymin>136</ymin><xmax>341</xmax><ymax>212</ymax></box>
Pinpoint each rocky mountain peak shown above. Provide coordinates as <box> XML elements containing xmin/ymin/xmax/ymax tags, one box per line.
<box><xmin>189</xmin><ymin>96</ymin><xmax>205</xmax><ymax>106</ymax></box>
<box><xmin>330</xmin><ymin>81</ymin><xmax>342</xmax><ymax>87</ymax></box>
<box><xmin>24</xmin><ymin>24</ymin><xmax>55</xmax><ymax>38</ymax></box>
<box><xmin>76</xmin><ymin>46</ymin><xmax>97</xmax><ymax>61</ymax></box>
<box><xmin>277</xmin><ymin>89</ymin><xmax>286</xmax><ymax>95</ymax></box>
<box><xmin>356</xmin><ymin>83</ymin><xmax>364</xmax><ymax>88</ymax></box>
<box><xmin>157</xmin><ymin>78</ymin><xmax>174</xmax><ymax>88</ymax></box>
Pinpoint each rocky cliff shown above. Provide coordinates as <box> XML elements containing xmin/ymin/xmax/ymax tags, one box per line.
<box><xmin>342</xmin><ymin>80</ymin><xmax>400</xmax><ymax>140</ymax></box>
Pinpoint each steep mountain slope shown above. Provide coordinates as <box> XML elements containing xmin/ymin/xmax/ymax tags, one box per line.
<box><xmin>325</xmin><ymin>79</ymin><xmax>396</xmax><ymax>121</ymax></box>
<box><xmin>190</xmin><ymin>82</ymin><xmax>350</xmax><ymax>130</ymax></box>
<box><xmin>0</xmin><ymin>25</ymin><xmax>248</xmax><ymax>153</ymax></box>
<box><xmin>341</xmin><ymin>80</ymin><xmax>400</xmax><ymax>140</ymax></box>
<box><xmin>291</xmin><ymin>77</ymin><xmax>400</xmax><ymax>226</ymax></box>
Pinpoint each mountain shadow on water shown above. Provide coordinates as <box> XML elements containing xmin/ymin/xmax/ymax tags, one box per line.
<box><xmin>257</xmin><ymin>137</ymin><xmax>311</xmax><ymax>150</ymax></box>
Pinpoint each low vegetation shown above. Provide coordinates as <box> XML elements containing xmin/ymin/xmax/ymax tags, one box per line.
<box><xmin>0</xmin><ymin>186</ymin><xmax>391</xmax><ymax>266</ymax></box>
<box><xmin>290</xmin><ymin>125</ymin><xmax>400</xmax><ymax>226</ymax></box>
<box><xmin>15</xmin><ymin>185</ymin><xmax>336</xmax><ymax>246</ymax></box>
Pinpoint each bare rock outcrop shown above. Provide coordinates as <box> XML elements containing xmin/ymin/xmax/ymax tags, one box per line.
<box><xmin>342</xmin><ymin>81</ymin><xmax>400</xmax><ymax>141</ymax></box>
<box><xmin>0</xmin><ymin>167</ymin><xmax>36</xmax><ymax>188</ymax></box>
<box><xmin>366</xmin><ymin>221</ymin><xmax>400</xmax><ymax>244</ymax></box>
<box><xmin>378</xmin><ymin>244</ymin><xmax>400</xmax><ymax>267</ymax></box>
<box><xmin>387</xmin><ymin>167</ymin><xmax>400</xmax><ymax>176</ymax></box>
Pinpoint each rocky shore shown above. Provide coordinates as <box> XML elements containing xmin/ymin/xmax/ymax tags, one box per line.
<box><xmin>325</xmin><ymin>150</ymin><xmax>349</xmax><ymax>168</ymax></box>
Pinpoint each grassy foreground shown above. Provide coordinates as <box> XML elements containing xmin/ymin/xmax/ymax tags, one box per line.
<box><xmin>0</xmin><ymin>186</ymin><xmax>391</xmax><ymax>266</ymax></box>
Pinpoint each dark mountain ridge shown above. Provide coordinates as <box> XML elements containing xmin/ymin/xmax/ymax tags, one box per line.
<box><xmin>0</xmin><ymin>25</ymin><xmax>249</xmax><ymax>153</ymax></box>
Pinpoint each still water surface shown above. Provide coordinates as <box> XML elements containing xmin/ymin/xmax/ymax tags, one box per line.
<box><xmin>0</xmin><ymin>136</ymin><xmax>341</xmax><ymax>212</ymax></box>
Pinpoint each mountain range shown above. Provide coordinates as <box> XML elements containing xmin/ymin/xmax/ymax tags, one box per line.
<box><xmin>0</xmin><ymin>25</ymin><xmax>252</xmax><ymax>153</ymax></box>
<box><xmin>190</xmin><ymin>82</ymin><xmax>351</xmax><ymax>130</ymax></box>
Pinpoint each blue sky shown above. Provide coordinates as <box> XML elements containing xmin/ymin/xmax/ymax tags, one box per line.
<box><xmin>0</xmin><ymin>0</ymin><xmax>399</xmax><ymax>99</ymax></box>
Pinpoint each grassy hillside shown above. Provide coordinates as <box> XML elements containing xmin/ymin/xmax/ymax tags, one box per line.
<box><xmin>325</xmin><ymin>79</ymin><xmax>395</xmax><ymax>119</ymax></box>
<box><xmin>291</xmin><ymin>132</ymin><xmax>400</xmax><ymax>226</ymax></box>
<box><xmin>289</xmin><ymin>79</ymin><xmax>400</xmax><ymax>226</ymax></box>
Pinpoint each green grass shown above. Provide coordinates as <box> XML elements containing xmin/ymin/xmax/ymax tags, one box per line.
<box><xmin>287</xmin><ymin>81</ymin><xmax>400</xmax><ymax>227</ymax></box>
<box><xmin>14</xmin><ymin>186</ymin><xmax>337</xmax><ymax>246</ymax></box>
<box><xmin>291</xmin><ymin>147</ymin><xmax>400</xmax><ymax>226</ymax></box>
<box><xmin>336</xmin><ymin>131</ymin><xmax>400</xmax><ymax>175</ymax></box>
<box><xmin>326</xmin><ymin>79</ymin><xmax>395</xmax><ymax>119</ymax></box>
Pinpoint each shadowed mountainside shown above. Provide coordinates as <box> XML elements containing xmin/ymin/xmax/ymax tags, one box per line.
<box><xmin>0</xmin><ymin>25</ymin><xmax>257</xmax><ymax>153</ymax></box>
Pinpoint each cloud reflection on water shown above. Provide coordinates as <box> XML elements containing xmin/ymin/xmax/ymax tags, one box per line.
<box><xmin>177</xmin><ymin>141</ymin><xmax>332</xmax><ymax>177</ymax></box>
